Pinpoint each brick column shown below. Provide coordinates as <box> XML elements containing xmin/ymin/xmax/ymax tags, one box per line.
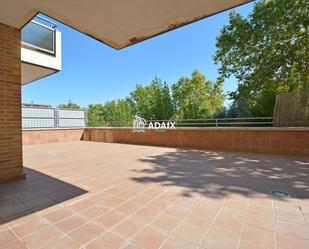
<box><xmin>0</xmin><ymin>23</ymin><xmax>25</xmax><ymax>183</ymax></box>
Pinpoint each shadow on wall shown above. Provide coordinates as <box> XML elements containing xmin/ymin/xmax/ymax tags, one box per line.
<box><xmin>0</xmin><ymin>168</ymin><xmax>87</xmax><ymax>224</ymax></box>
<box><xmin>131</xmin><ymin>149</ymin><xmax>309</xmax><ymax>199</ymax></box>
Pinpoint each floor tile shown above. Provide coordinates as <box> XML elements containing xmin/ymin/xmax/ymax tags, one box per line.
<box><xmin>43</xmin><ymin>208</ymin><xmax>73</xmax><ymax>224</ymax></box>
<box><xmin>54</xmin><ymin>214</ymin><xmax>88</xmax><ymax>233</ymax></box>
<box><xmin>115</xmin><ymin>200</ymin><xmax>141</xmax><ymax>216</ymax></box>
<box><xmin>86</xmin><ymin>231</ymin><xmax>125</xmax><ymax>249</ymax></box>
<box><xmin>151</xmin><ymin>213</ymin><xmax>181</xmax><ymax>234</ymax></box>
<box><xmin>131</xmin><ymin>207</ymin><xmax>159</xmax><ymax>224</ymax></box>
<box><xmin>12</xmin><ymin>217</ymin><xmax>50</xmax><ymax>238</ymax></box>
<box><xmin>241</xmin><ymin>224</ymin><xmax>276</xmax><ymax>249</ymax></box>
<box><xmin>203</xmin><ymin>227</ymin><xmax>239</xmax><ymax>249</ymax></box>
<box><xmin>133</xmin><ymin>226</ymin><xmax>168</xmax><ymax>249</ymax></box>
<box><xmin>67</xmin><ymin>199</ymin><xmax>94</xmax><ymax>212</ymax></box>
<box><xmin>276</xmin><ymin>220</ymin><xmax>309</xmax><ymax>240</ymax></box>
<box><xmin>40</xmin><ymin>236</ymin><xmax>80</xmax><ymax>249</ymax></box>
<box><xmin>69</xmin><ymin>222</ymin><xmax>106</xmax><ymax>245</ymax></box>
<box><xmin>23</xmin><ymin>226</ymin><xmax>64</xmax><ymax>249</ymax></box>
<box><xmin>245</xmin><ymin>212</ymin><xmax>275</xmax><ymax>231</ymax></box>
<box><xmin>173</xmin><ymin>221</ymin><xmax>206</xmax><ymax>245</ymax></box>
<box><xmin>2</xmin><ymin>141</ymin><xmax>307</xmax><ymax>249</ymax></box>
<box><xmin>95</xmin><ymin>210</ymin><xmax>126</xmax><ymax>229</ymax></box>
<box><xmin>161</xmin><ymin>237</ymin><xmax>200</xmax><ymax>249</ymax></box>
<box><xmin>0</xmin><ymin>229</ymin><xmax>19</xmax><ymax>246</ymax></box>
<box><xmin>79</xmin><ymin>205</ymin><xmax>109</xmax><ymax>220</ymax></box>
<box><xmin>275</xmin><ymin>207</ymin><xmax>306</xmax><ymax>225</ymax></box>
<box><xmin>112</xmin><ymin>218</ymin><xmax>145</xmax><ymax>239</ymax></box>
<box><xmin>99</xmin><ymin>196</ymin><xmax>126</xmax><ymax>209</ymax></box>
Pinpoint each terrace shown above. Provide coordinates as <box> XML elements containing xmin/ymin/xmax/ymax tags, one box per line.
<box><xmin>1</xmin><ymin>0</ymin><xmax>309</xmax><ymax>248</ymax></box>
<box><xmin>1</xmin><ymin>140</ymin><xmax>309</xmax><ymax>249</ymax></box>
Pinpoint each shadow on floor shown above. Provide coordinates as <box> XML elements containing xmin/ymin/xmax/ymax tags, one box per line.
<box><xmin>0</xmin><ymin>167</ymin><xmax>87</xmax><ymax>224</ymax></box>
<box><xmin>131</xmin><ymin>149</ymin><xmax>309</xmax><ymax>199</ymax></box>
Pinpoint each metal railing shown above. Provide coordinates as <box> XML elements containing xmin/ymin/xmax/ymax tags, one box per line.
<box><xmin>90</xmin><ymin>117</ymin><xmax>274</xmax><ymax>128</ymax></box>
<box><xmin>172</xmin><ymin>117</ymin><xmax>273</xmax><ymax>127</ymax></box>
<box><xmin>21</xmin><ymin>16</ymin><xmax>57</xmax><ymax>55</ymax></box>
<box><xmin>22</xmin><ymin>106</ymin><xmax>87</xmax><ymax>129</ymax></box>
<box><xmin>144</xmin><ymin>117</ymin><xmax>273</xmax><ymax>128</ymax></box>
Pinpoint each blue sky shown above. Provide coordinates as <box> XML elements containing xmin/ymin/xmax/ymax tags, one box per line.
<box><xmin>22</xmin><ymin>2</ymin><xmax>255</xmax><ymax>108</ymax></box>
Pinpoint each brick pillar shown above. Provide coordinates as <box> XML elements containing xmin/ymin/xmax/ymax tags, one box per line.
<box><xmin>0</xmin><ymin>23</ymin><xmax>25</xmax><ymax>183</ymax></box>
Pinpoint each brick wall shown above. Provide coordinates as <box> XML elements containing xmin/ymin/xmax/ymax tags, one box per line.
<box><xmin>0</xmin><ymin>23</ymin><xmax>24</xmax><ymax>183</ymax></box>
<box><xmin>22</xmin><ymin>127</ymin><xmax>309</xmax><ymax>157</ymax></box>
<box><xmin>22</xmin><ymin>129</ymin><xmax>85</xmax><ymax>145</ymax></box>
<box><xmin>83</xmin><ymin>128</ymin><xmax>309</xmax><ymax>157</ymax></box>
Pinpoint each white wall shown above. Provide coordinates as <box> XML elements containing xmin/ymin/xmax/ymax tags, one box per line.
<box><xmin>21</xmin><ymin>30</ymin><xmax>61</xmax><ymax>70</ymax></box>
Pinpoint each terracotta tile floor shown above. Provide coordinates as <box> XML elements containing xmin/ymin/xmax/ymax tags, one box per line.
<box><xmin>1</xmin><ymin>141</ymin><xmax>309</xmax><ymax>249</ymax></box>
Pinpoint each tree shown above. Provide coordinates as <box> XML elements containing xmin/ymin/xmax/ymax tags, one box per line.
<box><xmin>171</xmin><ymin>70</ymin><xmax>224</xmax><ymax>120</ymax></box>
<box><xmin>87</xmin><ymin>104</ymin><xmax>105</xmax><ymax>127</ymax></box>
<box><xmin>101</xmin><ymin>99</ymin><xmax>133</xmax><ymax>126</ymax></box>
<box><xmin>250</xmin><ymin>83</ymin><xmax>277</xmax><ymax>116</ymax></box>
<box><xmin>214</xmin><ymin>0</ymin><xmax>309</xmax><ymax>115</ymax></box>
<box><xmin>129</xmin><ymin>77</ymin><xmax>174</xmax><ymax>120</ymax></box>
<box><xmin>87</xmin><ymin>99</ymin><xmax>133</xmax><ymax>127</ymax></box>
<box><xmin>227</xmin><ymin>97</ymin><xmax>252</xmax><ymax>118</ymax></box>
<box><xmin>88</xmin><ymin>71</ymin><xmax>225</xmax><ymax>126</ymax></box>
<box><xmin>58</xmin><ymin>101</ymin><xmax>80</xmax><ymax>109</ymax></box>
<box><xmin>116</xmin><ymin>98</ymin><xmax>134</xmax><ymax>126</ymax></box>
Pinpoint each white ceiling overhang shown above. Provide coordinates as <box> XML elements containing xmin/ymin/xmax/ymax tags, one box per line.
<box><xmin>0</xmin><ymin>0</ymin><xmax>251</xmax><ymax>49</ymax></box>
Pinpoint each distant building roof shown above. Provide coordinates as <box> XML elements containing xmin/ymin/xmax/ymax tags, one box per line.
<box><xmin>22</xmin><ymin>103</ymin><xmax>52</xmax><ymax>108</ymax></box>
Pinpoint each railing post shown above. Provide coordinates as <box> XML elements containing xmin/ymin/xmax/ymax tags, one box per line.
<box><xmin>216</xmin><ymin>119</ymin><xmax>218</xmax><ymax>127</ymax></box>
<box><xmin>55</xmin><ymin>108</ymin><xmax>59</xmax><ymax>128</ymax></box>
<box><xmin>84</xmin><ymin>109</ymin><xmax>88</xmax><ymax>127</ymax></box>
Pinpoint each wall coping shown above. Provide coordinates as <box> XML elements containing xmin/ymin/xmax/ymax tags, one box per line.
<box><xmin>84</xmin><ymin>127</ymin><xmax>309</xmax><ymax>131</ymax></box>
<box><xmin>22</xmin><ymin>128</ymin><xmax>85</xmax><ymax>131</ymax></box>
<box><xmin>22</xmin><ymin>127</ymin><xmax>309</xmax><ymax>132</ymax></box>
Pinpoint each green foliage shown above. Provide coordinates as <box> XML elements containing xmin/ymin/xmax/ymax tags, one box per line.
<box><xmin>86</xmin><ymin>71</ymin><xmax>225</xmax><ymax>127</ymax></box>
<box><xmin>87</xmin><ymin>104</ymin><xmax>105</xmax><ymax>127</ymax></box>
<box><xmin>251</xmin><ymin>84</ymin><xmax>277</xmax><ymax>116</ymax></box>
<box><xmin>58</xmin><ymin>101</ymin><xmax>80</xmax><ymax>109</ymax></box>
<box><xmin>129</xmin><ymin>77</ymin><xmax>174</xmax><ymax>120</ymax></box>
<box><xmin>214</xmin><ymin>0</ymin><xmax>309</xmax><ymax>116</ymax></box>
<box><xmin>172</xmin><ymin>70</ymin><xmax>224</xmax><ymax>120</ymax></box>
<box><xmin>87</xmin><ymin>98</ymin><xmax>133</xmax><ymax>127</ymax></box>
<box><xmin>214</xmin><ymin>106</ymin><xmax>229</xmax><ymax>118</ymax></box>
<box><xmin>227</xmin><ymin>97</ymin><xmax>252</xmax><ymax>118</ymax></box>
